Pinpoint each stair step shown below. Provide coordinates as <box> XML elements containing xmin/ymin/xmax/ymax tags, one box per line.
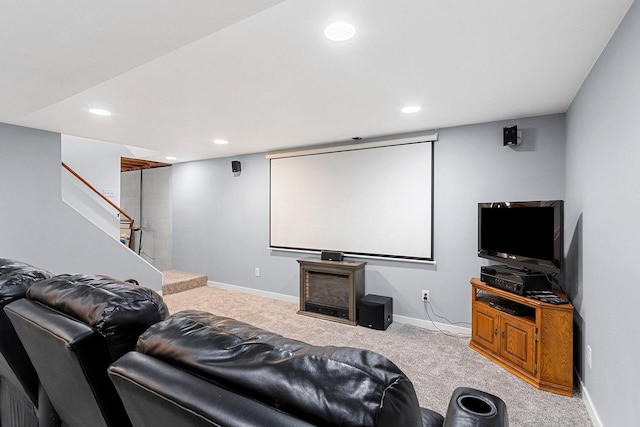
<box><xmin>162</xmin><ymin>270</ymin><xmax>208</xmax><ymax>295</ymax></box>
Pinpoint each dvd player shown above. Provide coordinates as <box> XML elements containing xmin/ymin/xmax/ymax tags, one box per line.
<box><xmin>489</xmin><ymin>300</ymin><xmax>535</xmax><ymax>317</ymax></box>
<box><xmin>480</xmin><ymin>265</ymin><xmax>551</xmax><ymax>295</ymax></box>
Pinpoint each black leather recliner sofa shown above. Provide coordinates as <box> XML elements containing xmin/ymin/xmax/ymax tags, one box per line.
<box><xmin>5</xmin><ymin>273</ymin><xmax>168</xmax><ymax>427</ymax></box>
<box><xmin>109</xmin><ymin>310</ymin><xmax>509</xmax><ymax>427</ymax></box>
<box><xmin>0</xmin><ymin>259</ymin><xmax>58</xmax><ymax>427</ymax></box>
<box><xmin>1</xmin><ymin>258</ymin><xmax>508</xmax><ymax>427</ymax></box>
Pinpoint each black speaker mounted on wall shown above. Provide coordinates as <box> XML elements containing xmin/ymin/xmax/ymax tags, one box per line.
<box><xmin>231</xmin><ymin>160</ymin><xmax>241</xmax><ymax>173</ymax></box>
<box><xmin>503</xmin><ymin>126</ymin><xmax>520</xmax><ymax>146</ymax></box>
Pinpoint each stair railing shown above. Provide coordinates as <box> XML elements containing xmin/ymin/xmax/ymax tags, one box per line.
<box><xmin>61</xmin><ymin>162</ymin><xmax>136</xmax><ymax>246</ymax></box>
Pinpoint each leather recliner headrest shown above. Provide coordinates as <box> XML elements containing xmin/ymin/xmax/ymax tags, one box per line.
<box><xmin>0</xmin><ymin>259</ymin><xmax>51</xmax><ymax>307</ymax></box>
<box><xmin>136</xmin><ymin>310</ymin><xmax>423</xmax><ymax>427</ymax></box>
<box><xmin>27</xmin><ymin>274</ymin><xmax>168</xmax><ymax>361</ymax></box>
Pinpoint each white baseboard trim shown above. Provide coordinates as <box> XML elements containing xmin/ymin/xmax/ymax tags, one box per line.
<box><xmin>207</xmin><ymin>281</ymin><xmax>471</xmax><ymax>335</ymax></box>
<box><xmin>208</xmin><ymin>281</ymin><xmax>299</xmax><ymax>303</ymax></box>
<box><xmin>393</xmin><ymin>314</ymin><xmax>471</xmax><ymax>336</ymax></box>
<box><xmin>577</xmin><ymin>373</ymin><xmax>602</xmax><ymax>427</ymax></box>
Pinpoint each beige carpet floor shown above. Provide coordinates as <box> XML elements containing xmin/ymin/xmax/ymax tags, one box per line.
<box><xmin>163</xmin><ymin>286</ymin><xmax>592</xmax><ymax>427</ymax></box>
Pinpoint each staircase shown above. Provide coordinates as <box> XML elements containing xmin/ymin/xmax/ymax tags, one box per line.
<box><xmin>62</xmin><ymin>161</ymin><xmax>136</xmax><ymax>244</ymax></box>
<box><xmin>162</xmin><ymin>270</ymin><xmax>208</xmax><ymax>295</ymax></box>
<box><xmin>55</xmin><ymin>159</ymin><xmax>161</xmax><ymax>292</ymax></box>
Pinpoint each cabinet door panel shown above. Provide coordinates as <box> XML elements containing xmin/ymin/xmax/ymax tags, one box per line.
<box><xmin>500</xmin><ymin>316</ymin><xmax>536</xmax><ymax>374</ymax></box>
<box><xmin>472</xmin><ymin>304</ymin><xmax>499</xmax><ymax>353</ymax></box>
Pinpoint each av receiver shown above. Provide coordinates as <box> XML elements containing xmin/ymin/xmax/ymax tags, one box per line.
<box><xmin>480</xmin><ymin>265</ymin><xmax>551</xmax><ymax>295</ymax></box>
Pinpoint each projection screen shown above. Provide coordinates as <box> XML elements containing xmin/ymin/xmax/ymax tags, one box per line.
<box><xmin>269</xmin><ymin>135</ymin><xmax>435</xmax><ymax>261</ymax></box>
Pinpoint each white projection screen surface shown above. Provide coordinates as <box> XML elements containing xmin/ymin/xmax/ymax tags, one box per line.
<box><xmin>269</xmin><ymin>141</ymin><xmax>433</xmax><ymax>261</ymax></box>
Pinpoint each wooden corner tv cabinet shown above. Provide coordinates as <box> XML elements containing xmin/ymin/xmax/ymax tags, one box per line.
<box><xmin>297</xmin><ymin>258</ymin><xmax>365</xmax><ymax>325</ymax></box>
<box><xmin>469</xmin><ymin>278</ymin><xmax>573</xmax><ymax>396</ymax></box>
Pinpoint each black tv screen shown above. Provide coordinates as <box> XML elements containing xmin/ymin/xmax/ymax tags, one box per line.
<box><xmin>478</xmin><ymin>200</ymin><xmax>563</xmax><ymax>273</ymax></box>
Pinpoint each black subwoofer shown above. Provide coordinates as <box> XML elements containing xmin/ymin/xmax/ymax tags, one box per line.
<box><xmin>357</xmin><ymin>294</ymin><xmax>392</xmax><ymax>330</ymax></box>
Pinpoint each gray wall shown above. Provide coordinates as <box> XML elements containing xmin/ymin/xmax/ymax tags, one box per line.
<box><xmin>172</xmin><ymin>113</ymin><xmax>565</xmax><ymax>324</ymax></box>
<box><xmin>565</xmin><ymin>1</ymin><xmax>640</xmax><ymax>424</ymax></box>
<box><xmin>121</xmin><ymin>167</ymin><xmax>173</xmax><ymax>271</ymax></box>
<box><xmin>62</xmin><ymin>135</ymin><xmax>135</xmax><ymax>239</ymax></box>
<box><xmin>121</xmin><ymin>170</ymin><xmax>142</xmax><ymax>238</ymax></box>
<box><xmin>0</xmin><ymin>123</ymin><xmax>162</xmax><ymax>290</ymax></box>
<box><xmin>62</xmin><ymin>135</ymin><xmax>133</xmax><ymax>207</ymax></box>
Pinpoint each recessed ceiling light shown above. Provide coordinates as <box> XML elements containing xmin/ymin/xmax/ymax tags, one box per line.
<box><xmin>213</xmin><ymin>139</ymin><xmax>229</xmax><ymax>145</ymax></box>
<box><xmin>89</xmin><ymin>108</ymin><xmax>111</xmax><ymax>116</ymax></box>
<box><xmin>324</xmin><ymin>22</ymin><xmax>356</xmax><ymax>41</ymax></box>
<box><xmin>401</xmin><ymin>106</ymin><xmax>421</xmax><ymax>114</ymax></box>
<box><xmin>165</xmin><ymin>156</ymin><xmax>177</xmax><ymax>161</ymax></box>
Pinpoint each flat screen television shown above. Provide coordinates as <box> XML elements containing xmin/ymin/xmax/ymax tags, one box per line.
<box><xmin>478</xmin><ymin>200</ymin><xmax>564</xmax><ymax>274</ymax></box>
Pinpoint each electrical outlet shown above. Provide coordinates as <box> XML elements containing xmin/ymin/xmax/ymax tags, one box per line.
<box><xmin>254</xmin><ymin>267</ymin><xmax>260</xmax><ymax>277</ymax></box>
<box><xmin>421</xmin><ymin>290</ymin><xmax>430</xmax><ymax>302</ymax></box>
<box><xmin>587</xmin><ymin>345</ymin><xmax>592</xmax><ymax>369</ymax></box>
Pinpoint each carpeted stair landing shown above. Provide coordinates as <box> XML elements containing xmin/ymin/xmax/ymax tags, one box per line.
<box><xmin>162</xmin><ymin>270</ymin><xmax>208</xmax><ymax>295</ymax></box>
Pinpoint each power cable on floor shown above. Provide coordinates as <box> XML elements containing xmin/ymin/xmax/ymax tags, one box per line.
<box><xmin>423</xmin><ymin>300</ymin><xmax>472</xmax><ymax>339</ymax></box>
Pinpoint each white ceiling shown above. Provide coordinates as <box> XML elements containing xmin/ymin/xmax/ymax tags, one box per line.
<box><xmin>0</xmin><ymin>0</ymin><xmax>633</xmax><ymax>163</ymax></box>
